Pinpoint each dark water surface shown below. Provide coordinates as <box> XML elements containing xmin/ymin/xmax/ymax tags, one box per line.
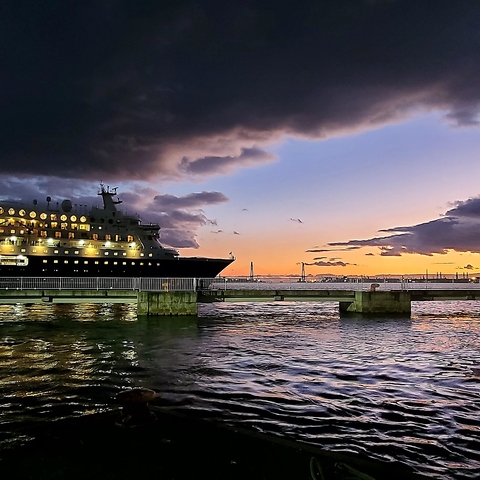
<box><xmin>1</xmin><ymin>301</ymin><xmax>480</xmax><ymax>479</ymax></box>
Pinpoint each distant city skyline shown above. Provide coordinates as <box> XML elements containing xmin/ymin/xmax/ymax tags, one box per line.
<box><xmin>2</xmin><ymin>1</ymin><xmax>480</xmax><ymax>277</ymax></box>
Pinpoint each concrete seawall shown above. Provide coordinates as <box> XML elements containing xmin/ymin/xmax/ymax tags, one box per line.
<box><xmin>0</xmin><ymin>289</ymin><xmax>137</xmax><ymax>304</ymax></box>
<box><xmin>339</xmin><ymin>291</ymin><xmax>411</xmax><ymax>314</ymax></box>
<box><xmin>137</xmin><ymin>291</ymin><xmax>198</xmax><ymax>315</ymax></box>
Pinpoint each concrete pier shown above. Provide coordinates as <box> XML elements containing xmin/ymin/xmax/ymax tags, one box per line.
<box><xmin>2</xmin><ymin>277</ymin><xmax>480</xmax><ymax>316</ymax></box>
<box><xmin>137</xmin><ymin>291</ymin><xmax>198</xmax><ymax>316</ymax></box>
<box><xmin>339</xmin><ymin>291</ymin><xmax>411</xmax><ymax>314</ymax></box>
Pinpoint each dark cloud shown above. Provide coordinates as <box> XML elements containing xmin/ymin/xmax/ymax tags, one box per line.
<box><xmin>463</xmin><ymin>264</ymin><xmax>475</xmax><ymax>270</ymax></box>
<box><xmin>179</xmin><ymin>148</ymin><xmax>275</xmax><ymax>176</ymax></box>
<box><xmin>153</xmin><ymin>191</ymin><xmax>228</xmax><ymax>209</ymax></box>
<box><xmin>1</xmin><ymin>0</ymin><xmax>480</xmax><ymax>182</ymax></box>
<box><xmin>290</xmin><ymin>218</ymin><xmax>303</xmax><ymax>224</ymax></box>
<box><xmin>147</xmin><ymin>191</ymin><xmax>229</xmax><ymax>247</ymax></box>
<box><xmin>328</xmin><ymin>196</ymin><xmax>480</xmax><ymax>256</ymax></box>
<box><xmin>306</xmin><ymin>261</ymin><xmax>356</xmax><ymax>267</ymax></box>
<box><xmin>445</xmin><ymin>198</ymin><xmax>480</xmax><ymax>219</ymax></box>
<box><xmin>306</xmin><ymin>246</ymin><xmax>360</xmax><ymax>253</ymax></box>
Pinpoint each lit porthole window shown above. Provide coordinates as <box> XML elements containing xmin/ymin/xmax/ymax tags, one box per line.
<box><xmin>19</xmin><ymin>209</ymin><xmax>26</xmax><ymax>217</ymax></box>
<box><xmin>104</xmin><ymin>261</ymin><xmax>109</xmax><ymax>265</ymax></box>
<box><xmin>54</xmin><ymin>259</ymin><xmax>59</xmax><ymax>264</ymax></box>
<box><xmin>0</xmin><ymin>207</ymin><xmax>3</xmax><ymax>214</ymax></box>
<box><xmin>8</xmin><ymin>208</ymin><xmax>15</xmax><ymax>215</ymax></box>
<box><xmin>60</xmin><ymin>214</ymin><xmax>67</xmax><ymax>221</ymax></box>
<box><xmin>80</xmin><ymin>216</ymin><xmax>87</xmax><ymax>222</ymax></box>
<box><xmin>40</xmin><ymin>213</ymin><xmax>47</xmax><ymax>220</ymax></box>
<box><xmin>29</xmin><ymin>211</ymin><xmax>36</xmax><ymax>218</ymax></box>
<box><xmin>148</xmin><ymin>253</ymin><xmax>153</xmax><ymax>257</ymax></box>
<box><xmin>70</xmin><ymin>215</ymin><xmax>77</xmax><ymax>222</ymax></box>
<box><xmin>104</xmin><ymin>251</ymin><xmax>109</xmax><ymax>255</ymax></box>
<box><xmin>64</xmin><ymin>260</ymin><xmax>68</xmax><ymax>264</ymax></box>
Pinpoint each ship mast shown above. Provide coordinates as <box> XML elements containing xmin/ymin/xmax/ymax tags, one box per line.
<box><xmin>99</xmin><ymin>183</ymin><xmax>122</xmax><ymax>212</ymax></box>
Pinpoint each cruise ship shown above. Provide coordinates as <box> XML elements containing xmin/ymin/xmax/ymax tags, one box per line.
<box><xmin>0</xmin><ymin>184</ymin><xmax>234</xmax><ymax>277</ymax></box>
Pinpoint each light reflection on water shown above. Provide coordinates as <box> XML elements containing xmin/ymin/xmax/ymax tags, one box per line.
<box><xmin>0</xmin><ymin>301</ymin><xmax>479</xmax><ymax>479</ymax></box>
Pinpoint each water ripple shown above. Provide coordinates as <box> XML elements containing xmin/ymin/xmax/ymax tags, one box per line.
<box><xmin>0</xmin><ymin>301</ymin><xmax>480</xmax><ymax>478</ymax></box>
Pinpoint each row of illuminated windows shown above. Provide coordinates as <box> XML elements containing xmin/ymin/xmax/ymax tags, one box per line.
<box><xmin>1</xmin><ymin>219</ymin><xmax>91</xmax><ymax>231</ymax></box>
<box><xmin>42</xmin><ymin>259</ymin><xmax>158</xmax><ymax>266</ymax></box>
<box><xmin>17</xmin><ymin>247</ymin><xmax>153</xmax><ymax>258</ymax></box>
<box><xmin>1</xmin><ymin>229</ymin><xmax>134</xmax><ymax>243</ymax></box>
<box><xmin>0</xmin><ymin>208</ymin><xmax>88</xmax><ymax>222</ymax></box>
<box><xmin>46</xmin><ymin>223</ymin><xmax>91</xmax><ymax>231</ymax></box>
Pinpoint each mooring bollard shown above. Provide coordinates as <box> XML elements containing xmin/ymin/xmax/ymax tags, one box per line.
<box><xmin>115</xmin><ymin>387</ymin><xmax>159</xmax><ymax>426</ymax></box>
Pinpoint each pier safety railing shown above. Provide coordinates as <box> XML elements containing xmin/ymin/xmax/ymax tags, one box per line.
<box><xmin>0</xmin><ymin>277</ymin><xmax>479</xmax><ymax>292</ymax></box>
<box><xmin>0</xmin><ymin>277</ymin><xmax>202</xmax><ymax>292</ymax></box>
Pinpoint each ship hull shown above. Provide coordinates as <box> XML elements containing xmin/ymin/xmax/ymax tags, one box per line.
<box><xmin>0</xmin><ymin>255</ymin><xmax>233</xmax><ymax>278</ymax></box>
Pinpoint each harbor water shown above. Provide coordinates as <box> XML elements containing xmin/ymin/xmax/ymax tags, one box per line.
<box><xmin>1</xmin><ymin>297</ymin><xmax>480</xmax><ymax>479</ymax></box>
